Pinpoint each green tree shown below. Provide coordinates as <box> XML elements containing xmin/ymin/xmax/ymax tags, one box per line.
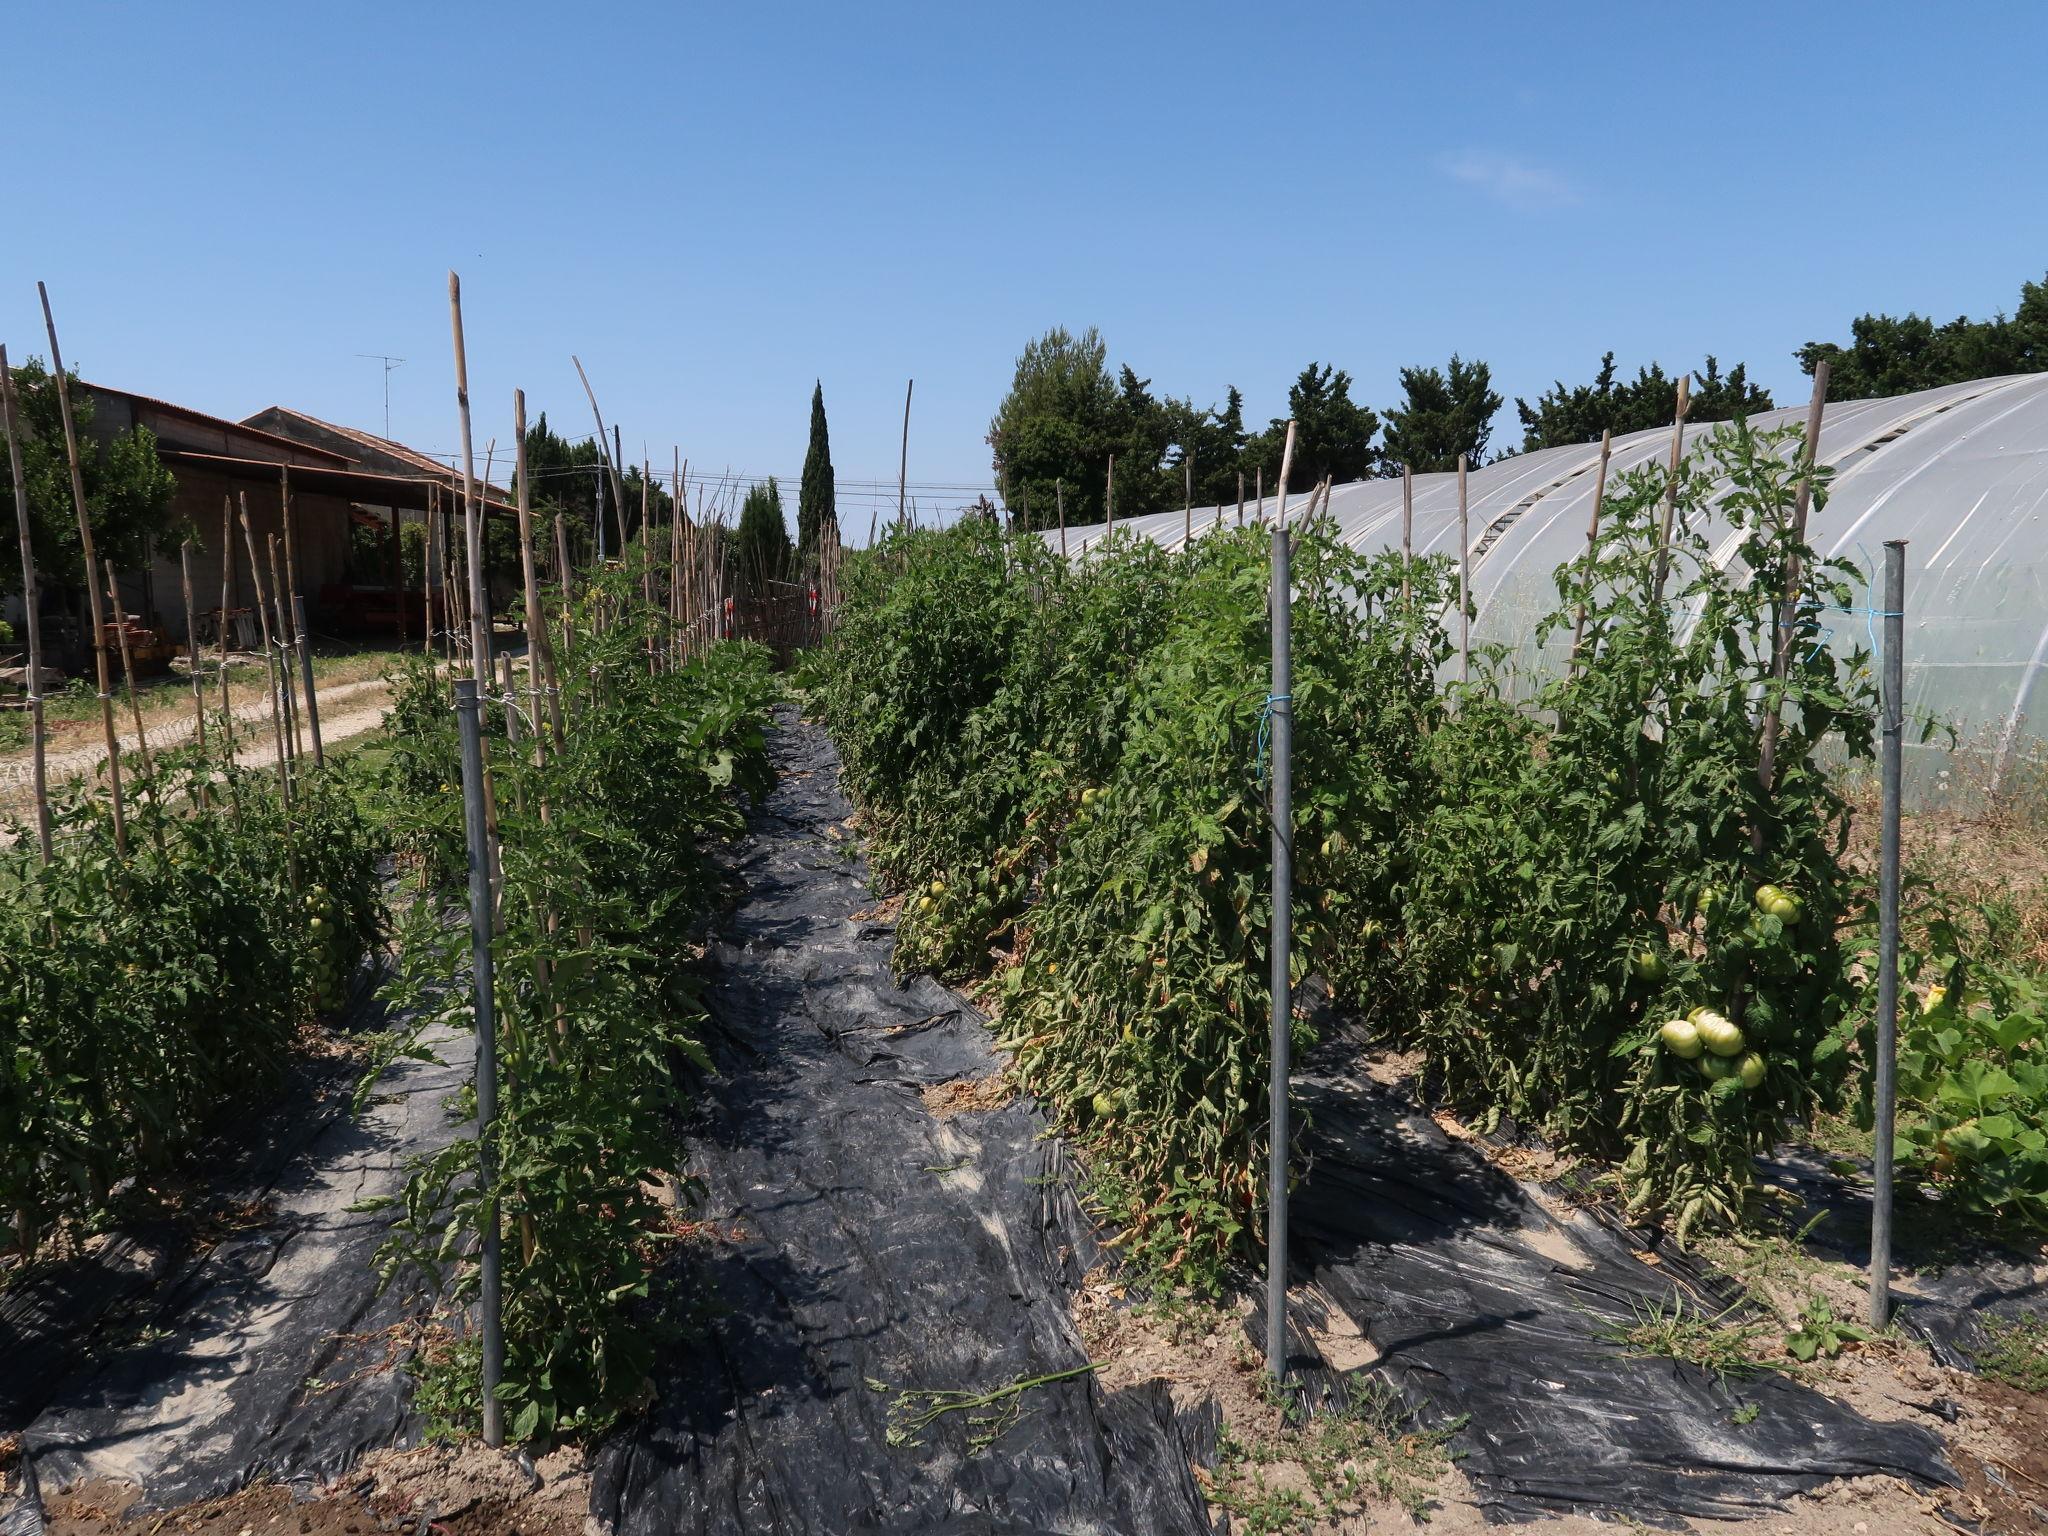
<box><xmin>734</xmin><ymin>478</ymin><xmax>792</xmax><ymax>597</ymax></box>
<box><xmin>1515</xmin><ymin>354</ymin><xmax>1772</xmax><ymax>452</ymax></box>
<box><xmin>1796</xmin><ymin>273</ymin><xmax>2048</xmax><ymax>398</ymax></box>
<box><xmin>1247</xmin><ymin>363</ymin><xmax>1381</xmax><ymax>493</ymax></box>
<box><xmin>2</xmin><ymin>358</ymin><xmax>177</xmax><ymax>600</ymax></box>
<box><xmin>1380</xmin><ymin>354</ymin><xmax>1503</xmax><ymax>473</ymax></box>
<box><xmin>988</xmin><ymin>326</ymin><xmax>1125</xmax><ymax>529</ymax></box>
<box><xmin>797</xmin><ymin>381</ymin><xmax>836</xmax><ymax>571</ymax></box>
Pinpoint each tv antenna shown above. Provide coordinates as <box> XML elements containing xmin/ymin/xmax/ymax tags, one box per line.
<box><xmin>357</xmin><ymin>354</ymin><xmax>405</xmax><ymax>439</ymax></box>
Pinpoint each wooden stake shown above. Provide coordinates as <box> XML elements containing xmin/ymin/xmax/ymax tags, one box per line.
<box><xmin>1401</xmin><ymin>464</ymin><xmax>1413</xmax><ymax>609</ymax></box>
<box><xmin>1272</xmin><ymin>423</ymin><xmax>1296</xmax><ymax>530</ymax></box>
<box><xmin>100</xmin><ymin>561</ymin><xmax>157</xmax><ymax>784</ymax></box>
<box><xmin>178</xmin><ymin>543</ymin><xmax>207</xmax><ymax>770</ymax></box>
<box><xmin>238</xmin><ymin>498</ymin><xmax>294</xmax><ymax>821</ymax></box>
<box><xmin>1056</xmin><ymin>478</ymin><xmax>1067</xmax><ymax>558</ymax></box>
<box><xmin>1756</xmin><ymin>361</ymin><xmax>1832</xmax><ymax>837</ymax></box>
<box><xmin>1183</xmin><ymin>454</ymin><xmax>1194</xmax><ymax>551</ymax></box>
<box><xmin>423</xmin><ymin>482</ymin><xmax>439</xmax><ymax>663</ymax></box>
<box><xmin>1457</xmin><ymin>453</ymin><xmax>1471</xmax><ymax>685</ymax></box>
<box><xmin>217</xmin><ymin>495</ymin><xmax>235</xmax><ymax>729</ymax></box>
<box><xmin>280</xmin><ymin>469</ymin><xmax>321</xmax><ymax>763</ymax></box>
<box><xmin>450</xmin><ymin>274</ymin><xmax>492</xmax><ymax>681</ymax></box>
<box><xmin>897</xmin><ymin>378</ymin><xmax>914</xmax><ymax>534</ymax></box>
<box><xmin>1256</xmin><ymin>465</ymin><xmax>1264</xmax><ymax>524</ymax></box>
<box><xmin>1105</xmin><ymin>454</ymin><xmax>1115</xmax><ymax>535</ymax></box>
<box><xmin>1237</xmin><ymin>471</ymin><xmax>1245</xmax><ymax>528</ymax></box>
<box><xmin>38</xmin><ymin>282</ymin><xmax>127</xmax><ymax>855</ymax></box>
<box><xmin>1566</xmin><ymin>430</ymin><xmax>1614</xmax><ymax>678</ymax></box>
<box><xmin>511</xmin><ymin>389</ymin><xmax>558</xmax><ymax>755</ymax></box>
<box><xmin>570</xmin><ymin>355</ymin><xmax>630</xmax><ymax>558</ymax></box>
<box><xmin>1651</xmin><ymin>374</ymin><xmax>1692</xmax><ymax>605</ymax></box>
<box><xmin>1</xmin><ymin>346</ymin><xmax>53</xmax><ymax>863</ymax></box>
<box><xmin>268</xmin><ymin>533</ymin><xmax>301</xmax><ymax>760</ymax></box>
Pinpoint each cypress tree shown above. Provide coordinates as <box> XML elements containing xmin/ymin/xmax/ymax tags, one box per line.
<box><xmin>798</xmin><ymin>381</ymin><xmax>836</xmax><ymax>571</ymax></box>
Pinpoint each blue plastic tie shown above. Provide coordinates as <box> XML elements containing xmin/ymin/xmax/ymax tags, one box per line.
<box><xmin>1255</xmin><ymin>693</ymin><xmax>1291</xmax><ymax>784</ymax></box>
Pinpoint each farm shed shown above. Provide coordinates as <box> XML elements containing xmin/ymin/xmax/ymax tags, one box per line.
<box><xmin>1062</xmin><ymin>373</ymin><xmax>2048</xmax><ymax>802</ymax></box>
<box><xmin>54</xmin><ymin>386</ymin><xmax>515</xmax><ymax>651</ymax></box>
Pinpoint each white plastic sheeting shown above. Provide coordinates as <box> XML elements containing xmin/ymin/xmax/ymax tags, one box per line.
<box><xmin>1056</xmin><ymin>374</ymin><xmax>2048</xmax><ymax>801</ymax></box>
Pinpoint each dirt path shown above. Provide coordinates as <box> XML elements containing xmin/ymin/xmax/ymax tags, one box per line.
<box><xmin>0</xmin><ymin>676</ymin><xmax>392</xmax><ymax>808</ymax></box>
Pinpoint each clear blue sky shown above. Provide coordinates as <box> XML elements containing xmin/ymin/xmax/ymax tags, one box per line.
<box><xmin>5</xmin><ymin>2</ymin><xmax>2045</xmax><ymax>536</ymax></box>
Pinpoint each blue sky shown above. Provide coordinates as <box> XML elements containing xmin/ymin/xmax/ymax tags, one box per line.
<box><xmin>4</xmin><ymin>2</ymin><xmax>2045</xmax><ymax>535</ymax></box>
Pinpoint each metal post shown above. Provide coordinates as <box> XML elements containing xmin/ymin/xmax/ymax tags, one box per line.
<box><xmin>454</xmin><ymin>679</ymin><xmax>504</xmax><ymax>1445</ymax></box>
<box><xmin>1266</xmin><ymin>524</ymin><xmax>1293</xmax><ymax>1380</ymax></box>
<box><xmin>292</xmin><ymin>595</ymin><xmax>323</xmax><ymax>765</ymax></box>
<box><xmin>1869</xmin><ymin>540</ymin><xmax>1906</xmax><ymax>1329</ymax></box>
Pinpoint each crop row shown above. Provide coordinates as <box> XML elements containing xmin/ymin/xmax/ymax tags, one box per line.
<box><xmin>816</xmin><ymin>420</ymin><xmax>2046</xmax><ymax>1284</ymax></box>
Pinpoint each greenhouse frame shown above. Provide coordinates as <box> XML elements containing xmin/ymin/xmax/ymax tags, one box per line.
<box><xmin>1060</xmin><ymin>373</ymin><xmax>2048</xmax><ymax>805</ymax></box>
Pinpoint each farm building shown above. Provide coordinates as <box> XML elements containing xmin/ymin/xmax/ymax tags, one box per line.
<box><xmin>1063</xmin><ymin>373</ymin><xmax>2048</xmax><ymax>802</ymax></box>
<box><xmin>15</xmin><ymin>384</ymin><xmax>515</xmax><ymax>662</ymax></box>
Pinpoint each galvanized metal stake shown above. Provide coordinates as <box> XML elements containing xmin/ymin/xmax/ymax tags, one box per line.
<box><xmin>1266</xmin><ymin>523</ymin><xmax>1293</xmax><ymax>1381</ymax></box>
<box><xmin>455</xmin><ymin>679</ymin><xmax>505</xmax><ymax>1445</ymax></box>
<box><xmin>1869</xmin><ymin>540</ymin><xmax>1906</xmax><ymax>1329</ymax></box>
<box><xmin>292</xmin><ymin>595</ymin><xmax>323</xmax><ymax>765</ymax></box>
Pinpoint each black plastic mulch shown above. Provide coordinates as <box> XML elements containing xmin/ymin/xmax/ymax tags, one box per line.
<box><xmin>590</xmin><ymin>712</ymin><xmax>1210</xmax><ymax>1534</ymax></box>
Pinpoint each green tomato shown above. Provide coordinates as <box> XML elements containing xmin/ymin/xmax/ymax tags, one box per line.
<box><xmin>1695</xmin><ymin>1012</ymin><xmax>1746</xmax><ymax>1057</ymax></box>
<box><xmin>1659</xmin><ymin>1018</ymin><xmax>1704</xmax><ymax>1059</ymax></box>
<box><xmin>1090</xmin><ymin>1092</ymin><xmax>1117</xmax><ymax>1120</ymax></box>
<box><xmin>1698</xmin><ymin>1053</ymin><xmax>1737</xmax><ymax>1081</ymax></box>
<box><xmin>1754</xmin><ymin>884</ymin><xmax>1786</xmax><ymax>912</ymax></box>
<box><xmin>1632</xmin><ymin>949</ymin><xmax>1668</xmax><ymax>985</ymax></box>
<box><xmin>1766</xmin><ymin>894</ymin><xmax>1802</xmax><ymax>925</ymax></box>
<box><xmin>1737</xmin><ymin>1051</ymin><xmax>1767</xmax><ymax>1089</ymax></box>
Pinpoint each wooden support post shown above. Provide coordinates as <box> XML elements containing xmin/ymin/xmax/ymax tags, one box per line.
<box><xmin>0</xmin><ymin>344</ymin><xmax>53</xmax><ymax>863</ymax></box>
<box><xmin>38</xmin><ymin>282</ymin><xmax>127</xmax><ymax>855</ymax></box>
<box><xmin>450</xmin><ymin>274</ymin><xmax>492</xmax><ymax>681</ymax></box>
<box><xmin>179</xmin><ymin>543</ymin><xmax>208</xmax><ymax>776</ymax></box>
<box><xmin>1183</xmin><ymin>454</ymin><xmax>1194</xmax><ymax>551</ymax></box>
<box><xmin>1757</xmin><ymin>361</ymin><xmax>1832</xmax><ymax>822</ymax></box>
<box><xmin>1651</xmin><ymin>375</ymin><xmax>1692</xmax><ymax>605</ymax></box>
<box><xmin>217</xmin><ymin>495</ymin><xmax>235</xmax><ymax>728</ymax></box>
<box><xmin>280</xmin><ymin>468</ymin><xmax>322</xmax><ymax>764</ymax></box>
<box><xmin>1401</xmin><ymin>464</ymin><xmax>1413</xmax><ymax>609</ymax></box>
<box><xmin>1105</xmin><ymin>454</ymin><xmax>1116</xmax><ymax>536</ymax></box>
<box><xmin>100</xmin><ymin>561</ymin><xmax>157</xmax><ymax>786</ymax></box>
<box><xmin>1237</xmin><ymin>471</ymin><xmax>1245</xmax><ymax>528</ymax></box>
<box><xmin>511</xmin><ymin>389</ymin><xmax>559</xmax><ymax>754</ymax></box>
<box><xmin>1457</xmin><ymin>453</ymin><xmax>1471</xmax><ymax>685</ymax></box>
<box><xmin>1056</xmin><ymin>478</ymin><xmax>1067</xmax><ymax>559</ymax></box>
<box><xmin>897</xmin><ymin>378</ymin><xmax>914</xmax><ymax>534</ymax></box>
<box><xmin>1272</xmin><ymin>423</ymin><xmax>1296</xmax><ymax>530</ymax></box>
<box><xmin>570</xmin><ymin>355</ymin><xmax>631</xmax><ymax>558</ymax></box>
<box><xmin>238</xmin><ymin>497</ymin><xmax>295</xmax><ymax>833</ymax></box>
<box><xmin>1567</xmin><ymin>431</ymin><xmax>1614</xmax><ymax>679</ymax></box>
<box><xmin>268</xmin><ymin>534</ymin><xmax>302</xmax><ymax>761</ymax></box>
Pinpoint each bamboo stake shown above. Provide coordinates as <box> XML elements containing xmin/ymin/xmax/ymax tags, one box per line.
<box><xmin>640</xmin><ymin>459</ymin><xmax>656</xmax><ymax>674</ymax></box>
<box><xmin>1056</xmin><ymin>478</ymin><xmax>1067</xmax><ymax>558</ymax></box>
<box><xmin>450</xmin><ymin>276</ymin><xmax>492</xmax><ymax>681</ymax></box>
<box><xmin>1183</xmin><ymin>454</ymin><xmax>1194</xmax><ymax>551</ymax></box>
<box><xmin>38</xmin><ymin>282</ymin><xmax>127</xmax><ymax>855</ymax></box>
<box><xmin>570</xmin><ymin>355</ymin><xmax>631</xmax><ymax>557</ymax></box>
<box><xmin>423</xmin><ymin>483</ymin><xmax>440</xmax><ymax>664</ymax></box>
<box><xmin>1651</xmin><ymin>374</ymin><xmax>1692</xmax><ymax>605</ymax></box>
<box><xmin>179</xmin><ymin>543</ymin><xmax>208</xmax><ymax>793</ymax></box>
<box><xmin>100</xmin><ymin>561</ymin><xmax>156</xmax><ymax>783</ymax></box>
<box><xmin>669</xmin><ymin>451</ymin><xmax>684</xmax><ymax>668</ymax></box>
<box><xmin>268</xmin><ymin>534</ymin><xmax>301</xmax><ymax>761</ymax></box>
<box><xmin>281</xmin><ymin>470</ymin><xmax>323</xmax><ymax>765</ymax></box>
<box><xmin>1401</xmin><ymin>464</ymin><xmax>1413</xmax><ymax>609</ymax></box>
<box><xmin>552</xmin><ymin>503</ymin><xmax>574</xmax><ymax>668</ymax></box>
<box><xmin>217</xmin><ymin>496</ymin><xmax>235</xmax><ymax>728</ymax></box>
<box><xmin>1105</xmin><ymin>454</ymin><xmax>1116</xmax><ymax>536</ymax></box>
<box><xmin>1272</xmin><ymin>423</ymin><xmax>1297</xmax><ymax>530</ymax></box>
<box><xmin>1256</xmin><ymin>465</ymin><xmax>1264</xmax><ymax>524</ymax></box>
<box><xmin>0</xmin><ymin>345</ymin><xmax>53</xmax><ymax>863</ymax></box>
<box><xmin>1237</xmin><ymin>471</ymin><xmax>1245</xmax><ymax>528</ymax></box>
<box><xmin>1457</xmin><ymin>453</ymin><xmax>1471</xmax><ymax>685</ymax></box>
<box><xmin>511</xmin><ymin>390</ymin><xmax>557</xmax><ymax>756</ymax></box>
<box><xmin>238</xmin><ymin>498</ymin><xmax>295</xmax><ymax>829</ymax></box>
<box><xmin>1757</xmin><ymin>361</ymin><xmax>1832</xmax><ymax>824</ymax></box>
<box><xmin>1566</xmin><ymin>430</ymin><xmax>1614</xmax><ymax>678</ymax></box>
<box><xmin>897</xmin><ymin>379</ymin><xmax>913</xmax><ymax>533</ymax></box>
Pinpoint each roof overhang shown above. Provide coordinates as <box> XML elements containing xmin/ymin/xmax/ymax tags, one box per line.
<box><xmin>159</xmin><ymin>449</ymin><xmax>518</xmax><ymax>519</ymax></box>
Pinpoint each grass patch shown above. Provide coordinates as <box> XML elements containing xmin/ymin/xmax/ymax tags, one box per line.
<box><xmin>1597</xmin><ymin>1294</ymin><xmax>1780</xmax><ymax>1383</ymax></box>
<box><xmin>1205</xmin><ymin>1376</ymin><xmax>1461</xmax><ymax>1533</ymax></box>
<box><xmin>1974</xmin><ymin>1313</ymin><xmax>2048</xmax><ymax>1393</ymax></box>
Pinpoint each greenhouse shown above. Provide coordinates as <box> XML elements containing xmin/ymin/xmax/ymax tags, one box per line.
<box><xmin>1064</xmin><ymin>373</ymin><xmax>2048</xmax><ymax>803</ymax></box>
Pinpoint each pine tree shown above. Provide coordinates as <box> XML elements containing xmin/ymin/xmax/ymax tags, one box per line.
<box><xmin>797</xmin><ymin>382</ymin><xmax>836</xmax><ymax>571</ymax></box>
<box><xmin>735</xmin><ymin>478</ymin><xmax>793</xmax><ymax>598</ymax></box>
<box><xmin>1380</xmin><ymin>354</ymin><xmax>1503</xmax><ymax>473</ymax></box>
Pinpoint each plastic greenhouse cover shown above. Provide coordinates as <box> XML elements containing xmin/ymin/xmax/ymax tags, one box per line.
<box><xmin>1053</xmin><ymin>374</ymin><xmax>2048</xmax><ymax>804</ymax></box>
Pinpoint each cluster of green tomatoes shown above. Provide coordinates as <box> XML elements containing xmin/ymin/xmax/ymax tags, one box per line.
<box><xmin>302</xmin><ymin>883</ymin><xmax>348</xmax><ymax>1012</ymax></box>
<box><xmin>1650</xmin><ymin>883</ymin><xmax>1805</xmax><ymax>1090</ymax></box>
